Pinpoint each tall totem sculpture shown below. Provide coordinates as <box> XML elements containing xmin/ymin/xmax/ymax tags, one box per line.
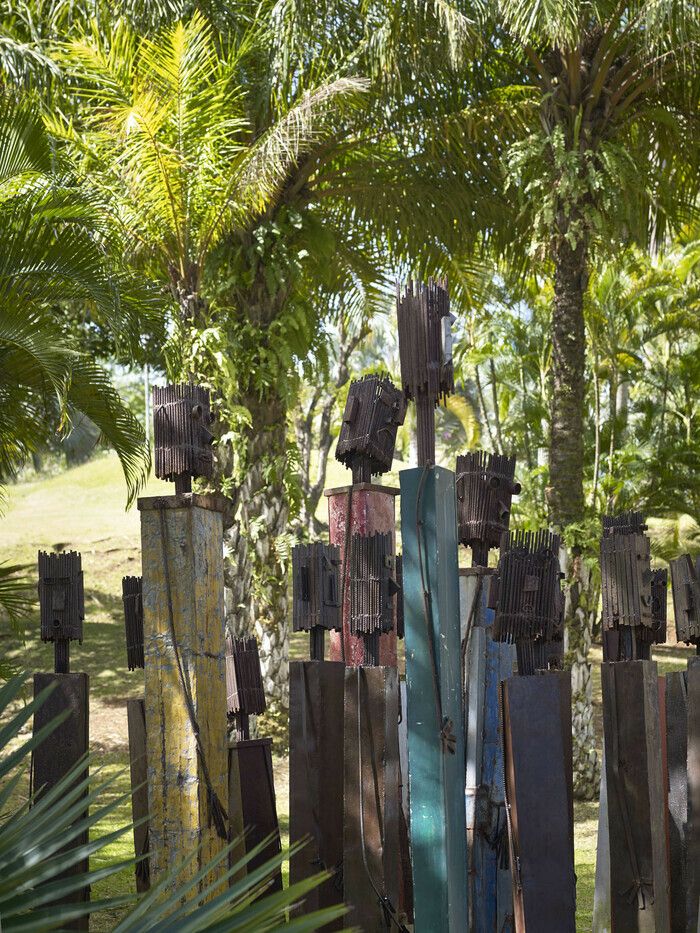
<box><xmin>456</xmin><ymin>451</ymin><xmax>519</xmax><ymax>932</ymax></box>
<box><xmin>33</xmin><ymin>550</ymin><xmax>89</xmax><ymax>930</ymax></box>
<box><xmin>139</xmin><ymin>383</ymin><xmax>229</xmax><ymax>893</ymax></box>
<box><xmin>397</xmin><ymin>278</ymin><xmax>468</xmax><ymax>932</ymax></box>
<box><xmin>595</xmin><ymin>512</ymin><xmax>670</xmax><ymax>933</ymax></box>
<box><xmin>668</xmin><ymin>554</ymin><xmax>700</xmax><ymax>932</ymax></box>
<box><xmin>490</xmin><ymin>530</ymin><xmax>575</xmax><ymax>933</ymax></box>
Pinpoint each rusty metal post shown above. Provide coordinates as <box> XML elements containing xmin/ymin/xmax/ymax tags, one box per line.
<box><xmin>325</xmin><ymin>484</ymin><xmax>399</xmax><ymax>666</ymax></box>
<box><xmin>688</xmin><ymin>659</ymin><xmax>700</xmax><ymax>932</ymax></box>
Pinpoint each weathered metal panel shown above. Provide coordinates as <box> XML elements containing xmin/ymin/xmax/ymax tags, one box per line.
<box><xmin>139</xmin><ymin>494</ymin><xmax>228</xmax><ymax>893</ymax></box>
<box><xmin>401</xmin><ymin>465</ymin><xmax>468</xmax><ymax>932</ymax></box>
<box><xmin>126</xmin><ymin>697</ymin><xmax>150</xmax><ymax>892</ymax></box>
<box><xmin>501</xmin><ymin>671</ymin><xmax>575</xmax><ymax>933</ymax></box>
<box><xmin>289</xmin><ymin>660</ymin><xmax>345</xmax><ymax>927</ymax></box>
<box><xmin>229</xmin><ymin>738</ymin><xmax>282</xmax><ymax>893</ymax></box>
<box><xmin>336</xmin><ymin>373</ymin><xmax>405</xmax><ymax>484</ymax></box>
<box><xmin>461</xmin><ymin>569</ymin><xmax>515</xmax><ymax>933</ymax></box>
<box><xmin>32</xmin><ymin>672</ymin><xmax>90</xmax><ymax>931</ymax></box>
<box><xmin>343</xmin><ymin>665</ymin><xmax>400</xmax><ymax>931</ymax></box>
<box><xmin>593</xmin><ymin>747</ymin><xmax>611</xmax><ymax>933</ymax></box>
<box><xmin>688</xmin><ymin>659</ymin><xmax>700</xmax><ymax>933</ymax></box>
<box><xmin>601</xmin><ymin>661</ymin><xmax>670</xmax><ymax>932</ymax></box>
<box><xmin>326</xmin><ymin>484</ymin><xmax>398</xmax><ymax>666</ymax></box>
<box><xmin>666</xmin><ymin>670</ymin><xmax>689</xmax><ymax>932</ymax></box>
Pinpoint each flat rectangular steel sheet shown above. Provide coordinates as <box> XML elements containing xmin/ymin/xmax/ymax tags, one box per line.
<box><xmin>289</xmin><ymin>660</ymin><xmax>345</xmax><ymax>927</ymax></box>
<box><xmin>593</xmin><ymin>747</ymin><xmax>611</xmax><ymax>933</ymax></box>
<box><xmin>229</xmin><ymin>738</ymin><xmax>282</xmax><ymax>894</ymax></box>
<box><xmin>343</xmin><ymin>665</ymin><xmax>400</xmax><ymax>932</ymax></box>
<box><xmin>601</xmin><ymin>661</ymin><xmax>670</xmax><ymax>932</ymax></box>
<box><xmin>32</xmin><ymin>672</ymin><xmax>90</xmax><ymax>931</ymax></box>
<box><xmin>126</xmin><ymin>698</ymin><xmax>150</xmax><ymax>892</ymax></box>
<box><xmin>501</xmin><ymin>671</ymin><xmax>575</xmax><ymax>933</ymax></box>
<box><xmin>688</xmin><ymin>659</ymin><xmax>700</xmax><ymax>932</ymax></box>
<box><xmin>665</xmin><ymin>671</ymin><xmax>688</xmax><ymax>932</ymax></box>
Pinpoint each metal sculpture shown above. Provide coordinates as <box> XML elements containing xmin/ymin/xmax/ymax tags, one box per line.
<box><xmin>292</xmin><ymin>542</ymin><xmax>342</xmax><ymax>660</ymax></box>
<box><xmin>38</xmin><ymin>550</ymin><xmax>84</xmax><ymax>673</ymax></box>
<box><xmin>456</xmin><ymin>451</ymin><xmax>520</xmax><ymax>567</ymax></box>
<box><xmin>225</xmin><ymin>635</ymin><xmax>266</xmax><ymax>740</ymax></box>
<box><xmin>33</xmin><ymin>549</ymin><xmax>89</xmax><ymax>929</ymax></box>
<box><xmin>122</xmin><ymin>575</ymin><xmax>144</xmax><ymax>670</ymax></box>
<box><xmin>396</xmin><ymin>278</ymin><xmax>454</xmax><ymax>465</ymax></box>
<box><xmin>336</xmin><ymin>373</ymin><xmax>405</xmax><ymax>484</ymax></box>
<box><xmin>153</xmin><ymin>383</ymin><xmax>214</xmax><ymax>494</ymax></box>
<box><xmin>348</xmin><ymin>532</ymin><xmax>398</xmax><ymax>665</ymax></box>
<box><xmin>670</xmin><ymin>554</ymin><xmax>700</xmax><ymax>651</ymax></box>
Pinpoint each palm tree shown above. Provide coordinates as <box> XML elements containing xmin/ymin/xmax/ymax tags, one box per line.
<box><xmin>0</xmin><ymin>96</ymin><xmax>151</xmax><ymax>509</ymax></box>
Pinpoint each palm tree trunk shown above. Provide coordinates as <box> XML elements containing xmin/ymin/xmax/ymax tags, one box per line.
<box><xmin>550</xmin><ymin>231</ymin><xmax>600</xmax><ymax>800</ymax></box>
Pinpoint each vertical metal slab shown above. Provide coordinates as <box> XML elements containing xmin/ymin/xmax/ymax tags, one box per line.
<box><xmin>289</xmin><ymin>660</ymin><xmax>345</xmax><ymax>926</ymax></box>
<box><xmin>139</xmin><ymin>494</ymin><xmax>229</xmax><ymax>892</ymax></box>
<box><xmin>126</xmin><ymin>697</ymin><xmax>150</xmax><ymax>892</ymax></box>
<box><xmin>398</xmin><ymin>680</ymin><xmax>414</xmax><ymax>924</ymax></box>
<box><xmin>501</xmin><ymin>671</ymin><xmax>576</xmax><ymax>933</ymax></box>
<box><xmin>401</xmin><ymin>465</ymin><xmax>468</xmax><ymax>932</ymax></box>
<box><xmin>688</xmin><ymin>659</ymin><xmax>700</xmax><ymax>933</ymax></box>
<box><xmin>460</xmin><ymin>569</ymin><xmax>515</xmax><ymax>933</ymax></box>
<box><xmin>666</xmin><ymin>670</ymin><xmax>688</xmax><ymax>932</ymax></box>
<box><xmin>32</xmin><ymin>672</ymin><xmax>90</xmax><ymax>932</ymax></box>
<box><xmin>592</xmin><ymin>747</ymin><xmax>611</xmax><ymax>933</ymax></box>
<box><xmin>229</xmin><ymin>738</ymin><xmax>282</xmax><ymax>892</ymax></box>
<box><xmin>601</xmin><ymin>661</ymin><xmax>670</xmax><ymax>933</ymax></box>
<box><xmin>343</xmin><ymin>665</ymin><xmax>400</xmax><ymax>931</ymax></box>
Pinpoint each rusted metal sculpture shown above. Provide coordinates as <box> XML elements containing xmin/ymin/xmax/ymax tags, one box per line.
<box><xmin>396</xmin><ymin>278</ymin><xmax>454</xmax><ymax>465</ymax></box>
<box><xmin>153</xmin><ymin>383</ymin><xmax>214</xmax><ymax>494</ymax></box>
<box><xmin>490</xmin><ymin>529</ymin><xmax>563</xmax><ymax>674</ymax></box>
<box><xmin>670</xmin><ymin>553</ymin><xmax>700</xmax><ymax>651</ymax></box>
<box><xmin>38</xmin><ymin>550</ymin><xmax>84</xmax><ymax>674</ymax></box>
<box><xmin>226</xmin><ymin>635</ymin><xmax>282</xmax><ymax>895</ymax></box>
<box><xmin>225</xmin><ymin>635</ymin><xmax>266</xmax><ymax>741</ymax></box>
<box><xmin>292</xmin><ymin>542</ymin><xmax>342</xmax><ymax>660</ymax></box>
<box><xmin>33</xmin><ymin>549</ymin><xmax>89</xmax><ymax>929</ymax></box>
<box><xmin>336</xmin><ymin>373</ymin><xmax>405</xmax><ymax>484</ymax></box>
<box><xmin>600</xmin><ymin>511</ymin><xmax>659</xmax><ymax>661</ymax></box>
<box><xmin>348</xmin><ymin>532</ymin><xmax>398</xmax><ymax>665</ymax></box>
<box><xmin>456</xmin><ymin>451</ymin><xmax>520</xmax><ymax>567</ymax></box>
<box><xmin>122</xmin><ymin>575</ymin><xmax>144</xmax><ymax>670</ymax></box>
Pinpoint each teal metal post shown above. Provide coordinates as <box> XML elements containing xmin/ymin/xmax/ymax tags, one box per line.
<box><xmin>401</xmin><ymin>465</ymin><xmax>468</xmax><ymax>931</ymax></box>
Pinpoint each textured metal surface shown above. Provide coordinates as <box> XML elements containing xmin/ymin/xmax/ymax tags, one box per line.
<box><xmin>336</xmin><ymin>373</ymin><xmax>405</xmax><ymax>484</ymax></box>
<box><xmin>601</xmin><ymin>661</ymin><xmax>670</xmax><ymax>932</ymax></box>
<box><xmin>122</xmin><ymin>575</ymin><xmax>144</xmax><ymax>670</ymax></box>
<box><xmin>38</xmin><ymin>550</ymin><xmax>84</xmax><ymax>644</ymax></box>
<box><xmin>153</xmin><ymin>383</ymin><xmax>214</xmax><ymax>486</ymax></box>
<box><xmin>400</xmin><ymin>465</ymin><xmax>468</xmax><ymax>932</ymax></box>
<box><xmin>600</xmin><ymin>530</ymin><xmax>652</xmax><ymax>631</ymax></box>
<box><xmin>289</xmin><ymin>660</ymin><xmax>345</xmax><ymax>928</ymax></box>
<box><xmin>491</xmin><ymin>530</ymin><xmax>563</xmax><ymax>648</ymax></box>
<box><xmin>127</xmin><ymin>698</ymin><xmax>150</xmax><ymax>892</ymax></box>
<box><xmin>670</xmin><ymin>554</ymin><xmax>700</xmax><ymax>646</ymax></box>
<box><xmin>326</xmin><ymin>485</ymin><xmax>398</xmax><ymax>666</ymax></box>
<box><xmin>665</xmin><ymin>670</ymin><xmax>689</xmax><ymax>932</ymax></box>
<box><xmin>501</xmin><ymin>672</ymin><xmax>575</xmax><ymax>933</ymax></box>
<box><xmin>396</xmin><ymin>279</ymin><xmax>454</xmax><ymax>466</ymax></box>
<box><xmin>343</xmin><ymin>666</ymin><xmax>400</xmax><ymax>931</ymax></box>
<box><xmin>225</xmin><ymin>634</ymin><xmax>266</xmax><ymax>717</ymax></box>
<box><xmin>689</xmin><ymin>659</ymin><xmax>700</xmax><ymax>933</ymax></box>
<box><xmin>461</xmin><ymin>571</ymin><xmax>515</xmax><ymax>933</ymax></box>
<box><xmin>229</xmin><ymin>739</ymin><xmax>282</xmax><ymax>895</ymax></box>
<box><xmin>32</xmin><ymin>672</ymin><xmax>90</xmax><ymax>930</ymax></box>
<box><xmin>349</xmin><ymin>532</ymin><xmax>397</xmax><ymax>639</ymax></box>
<box><xmin>649</xmin><ymin>568</ymin><xmax>668</xmax><ymax>644</ymax></box>
<box><xmin>593</xmin><ymin>748</ymin><xmax>611</xmax><ymax>933</ymax></box>
<box><xmin>292</xmin><ymin>542</ymin><xmax>341</xmax><ymax>637</ymax></box>
<box><xmin>456</xmin><ymin>451</ymin><xmax>519</xmax><ymax>556</ymax></box>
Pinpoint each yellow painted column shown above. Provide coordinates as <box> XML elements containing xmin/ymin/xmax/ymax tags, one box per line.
<box><xmin>139</xmin><ymin>493</ymin><xmax>228</xmax><ymax>894</ymax></box>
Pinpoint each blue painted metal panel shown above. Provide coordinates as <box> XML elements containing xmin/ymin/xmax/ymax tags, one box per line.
<box><xmin>401</xmin><ymin>465</ymin><xmax>468</xmax><ymax>932</ymax></box>
<box><xmin>461</xmin><ymin>571</ymin><xmax>515</xmax><ymax>933</ymax></box>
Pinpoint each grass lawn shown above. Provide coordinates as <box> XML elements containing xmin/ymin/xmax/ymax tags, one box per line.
<box><xmin>0</xmin><ymin>454</ymin><xmax>693</xmax><ymax>930</ymax></box>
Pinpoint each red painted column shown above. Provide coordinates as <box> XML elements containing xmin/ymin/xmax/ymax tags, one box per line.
<box><xmin>325</xmin><ymin>482</ymin><xmax>399</xmax><ymax>667</ymax></box>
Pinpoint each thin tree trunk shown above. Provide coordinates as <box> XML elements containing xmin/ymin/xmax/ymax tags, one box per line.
<box><xmin>607</xmin><ymin>366</ymin><xmax>618</xmax><ymax>512</ymax></box>
<box><xmin>592</xmin><ymin>348</ymin><xmax>601</xmax><ymax>509</ymax></box>
<box><xmin>474</xmin><ymin>363</ymin><xmax>498</xmax><ymax>451</ymax></box>
<box><xmin>550</xmin><ymin>229</ymin><xmax>599</xmax><ymax>800</ymax></box>
<box><xmin>489</xmin><ymin>357</ymin><xmax>504</xmax><ymax>454</ymax></box>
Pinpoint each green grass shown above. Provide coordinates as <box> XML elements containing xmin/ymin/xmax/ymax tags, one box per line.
<box><xmin>0</xmin><ymin>454</ymin><xmax>695</xmax><ymax>930</ymax></box>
